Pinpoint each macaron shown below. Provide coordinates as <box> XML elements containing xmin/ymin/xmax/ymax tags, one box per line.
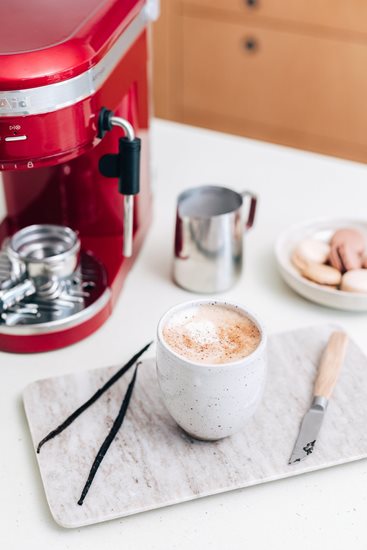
<box><xmin>341</xmin><ymin>269</ymin><xmax>367</xmax><ymax>293</ymax></box>
<box><xmin>292</xmin><ymin>238</ymin><xmax>330</xmax><ymax>271</ymax></box>
<box><xmin>330</xmin><ymin>228</ymin><xmax>365</xmax><ymax>254</ymax></box>
<box><xmin>329</xmin><ymin>242</ymin><xmax>363</xmax><ymax>272</ymax></box>
<box><xmin>291</xmin><ymin>250</ymin><xmax>307</xmax><ymax>272</ymax></box>
<box><xmin>362</xmin><ymin>254</ymin><xmax>367</xmax><ymax>269</ymax></box>
<box><xmin>302</xmin><ymin>262</ymin><xmax>342</xmax><ymax>286</ymax></box>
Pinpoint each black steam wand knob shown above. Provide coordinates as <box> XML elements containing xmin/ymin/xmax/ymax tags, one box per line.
<box><xmin>98</xmin><ymin>108</ymin><xmax>141</xmax><ymax>258</ymax></box>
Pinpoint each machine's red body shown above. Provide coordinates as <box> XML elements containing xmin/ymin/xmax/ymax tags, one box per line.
<box><xmin>0</xmin><ymin>0</ymin><xmax>154</xmax><ymax>352</ymax></box>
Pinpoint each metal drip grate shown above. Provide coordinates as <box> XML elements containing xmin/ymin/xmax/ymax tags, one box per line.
<box><xmin>0</xmin><ymin>251</ymin><xmax>110</xmax><ymax>333</ymax></box>
<box><xmin>0</xmin><ymin>251</ymin><xmax>14</xmax><ymax>290</ymax></box>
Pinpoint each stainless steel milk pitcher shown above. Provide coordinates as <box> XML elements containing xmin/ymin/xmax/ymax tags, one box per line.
<box><xmin>173</xmin><ymin>185</ymin><xmax>257</xmax><ymax>293</ymax></box>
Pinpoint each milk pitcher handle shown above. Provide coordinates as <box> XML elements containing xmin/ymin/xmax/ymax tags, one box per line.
<box><xmin>241</xmin><ymin>191</ymin><xmax>257</xmax><ymax>230</ymax></box>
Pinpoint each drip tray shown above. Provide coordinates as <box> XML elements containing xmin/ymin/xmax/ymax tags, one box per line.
<box><xmin>0</xmin><ymin>251</ymin><xmax>110</xmax><ymax>334</ymax></box>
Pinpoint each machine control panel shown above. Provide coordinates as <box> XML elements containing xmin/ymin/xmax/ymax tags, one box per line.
<box><xmin>0</xmin><ymin>120</ymin><xmax>31</xmax><ymax>168</ymax></box>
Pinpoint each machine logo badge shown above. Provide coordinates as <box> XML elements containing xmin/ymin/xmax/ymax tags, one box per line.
<box><xmin>0</xmin><ymin>98</ymin><xmax>10</xmax><ymax>109</ymax></box>
<box><xmin>0</xmin><ymin>96</ymin><xmax>30</xmax><ymax>111</ymax></box>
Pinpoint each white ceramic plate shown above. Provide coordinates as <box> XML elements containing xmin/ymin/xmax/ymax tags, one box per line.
<box><xmin>275</xmin><ymin>218</ymin><xmax>367</xmax><ymax>311</ymax></box>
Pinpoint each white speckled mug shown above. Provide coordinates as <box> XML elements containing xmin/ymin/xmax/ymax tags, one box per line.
<box><xmin>156</xmin><ymin>299</ymin><xmax>267</xmax><ymax>440</ymax></box>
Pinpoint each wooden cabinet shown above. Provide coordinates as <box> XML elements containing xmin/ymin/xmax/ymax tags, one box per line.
<box><xmin>153</xmin><ymin>1</ymin><xmax>367</xmax><ymax>162</ymax></box>
<box><xmin>182</xmin><ymin>0</ymin><xmax>367</xmax><ymax>35</ymax></box>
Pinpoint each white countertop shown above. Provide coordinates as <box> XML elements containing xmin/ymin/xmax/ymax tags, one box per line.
<box><xmin>2</xmin><ymin>119</ymin><xmax>367</xmax><ymax>549</ymax></box>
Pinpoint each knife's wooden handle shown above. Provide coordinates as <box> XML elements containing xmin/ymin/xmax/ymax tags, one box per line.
<box><xmin>313</xmin><ymin>331</ymin><xmax>349</xmax><ymax>399</ymax></box>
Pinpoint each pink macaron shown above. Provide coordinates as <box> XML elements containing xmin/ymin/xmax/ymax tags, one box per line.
<box><xmin>330</xmin><ymin>228</ymin><xmax>365</xmax><ymax>253</ymax></box>
<box><xmin>329</xmin><ymin>228</ymin><xmax>365</xmax><ymax>272</ymax></box>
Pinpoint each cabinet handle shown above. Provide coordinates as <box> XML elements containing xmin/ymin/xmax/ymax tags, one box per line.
<box><xmin>243</xmin><ymin>37</ymin><xmax>258</xmax><ymax>53</ymax></box>
<box><xmin>245</xmin><ymin>0</ymin><xmax>259</xmax><ymax>8</ymax></box>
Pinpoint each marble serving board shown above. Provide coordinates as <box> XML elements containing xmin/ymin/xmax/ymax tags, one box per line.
<box><xmin>24</xmin><ymin>325</ymin><xmax>367</xmax><ymax>528</ymax></box>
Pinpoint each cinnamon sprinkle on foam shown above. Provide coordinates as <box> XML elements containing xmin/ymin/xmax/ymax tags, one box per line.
<box><xmin>163</xmin><ymin>304</ymin><xmax>260</xmax><ymax>364</ymax></box>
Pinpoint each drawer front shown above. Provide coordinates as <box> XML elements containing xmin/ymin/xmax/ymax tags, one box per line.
<box><xmin>182</xmin><ymin>0</ymin><xmax>367</xmax><ymax>36</ymax></box>
<box><xmin>181</xmin><ymin>15</ymin><xmax>367</xmax><ymax>146</ymax></box>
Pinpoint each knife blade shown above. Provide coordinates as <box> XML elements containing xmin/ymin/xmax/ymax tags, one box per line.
<box><xmin>289</xmin><ymin>331</ymin><xmax>349</xmax><ymax>464</ymax></box>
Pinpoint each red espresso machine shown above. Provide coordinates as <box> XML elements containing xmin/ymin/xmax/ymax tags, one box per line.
<box><xmin>0</xmin><ymin>0</ymin><xmax>158</xmax><ymax>353</ymax></box>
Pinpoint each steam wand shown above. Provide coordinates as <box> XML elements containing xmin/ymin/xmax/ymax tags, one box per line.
<box><xmin>98</xmin><ymin>108</ymin><xmax>141</xmax><ymax>257</ymax></box>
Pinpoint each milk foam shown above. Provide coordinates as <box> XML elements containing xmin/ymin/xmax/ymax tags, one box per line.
<box><xmin>162</xmin><ymin>304</ymin><xmax>260</xmax><ymax>364</ymax></box>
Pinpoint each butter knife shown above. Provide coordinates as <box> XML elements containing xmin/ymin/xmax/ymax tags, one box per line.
<box><xmin>289</xmin><ymin>331</ymin><xmax>349</xmax><ymax>464</ymax></box>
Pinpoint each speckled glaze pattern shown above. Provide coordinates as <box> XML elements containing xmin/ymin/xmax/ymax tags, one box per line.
<box><xmin>156</xmin><ymin>300</ymin><xmax>267</xmax><ymax>440</ymax></box>
<box><xmin>23</xmin><ymin>324</ymin><xmax>367</xmax><ymax>528</ymax></box>
<box><xmin>156</xmin><ymin>345</ymin><xmax>266</xmax><ymax>440</ymax></box>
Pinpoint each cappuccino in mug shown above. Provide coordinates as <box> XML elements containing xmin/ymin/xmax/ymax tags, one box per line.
<box><xmin>157</xmin><ymin>300</ymin><xmax>267</xmax><ymax>441</ymax></box>
<box><xmin>162</xmin><ymin>303</ymin><xmax>260</xmax><ymax>364</ymax></box>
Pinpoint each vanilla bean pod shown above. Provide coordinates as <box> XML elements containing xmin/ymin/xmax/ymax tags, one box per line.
<box><xmin>78</xmin><ymin>363</ymin><xmax>140</xmax><ymax>505</ymax></box>
<box><xmin>37</xmin><ymin>342</ymin><xmax>152</xmax><ymax>453</ymax></box>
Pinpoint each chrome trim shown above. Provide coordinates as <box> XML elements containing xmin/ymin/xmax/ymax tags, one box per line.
<box><xmin>0</xmin><ymin>287</ymin><xmax>111</xmax><ymax>334</ymax></box>
<box><xmin>123</xmin><ymin>195</ymin><xmax>134</xmax><ymax>257</ymax></box>
<box><xmin>109</xmin><ymin>115</ymin><xmax>135</xmax><ymax>142</ymax></box>
<box><xmin>311</xmin><ymin>395</ymin><xmax>328</xmax><ymax>411</ymax></box>
<box><xmin>146</xmin><ymin>0</ymin><xmax>160</xmax><ymax>20</ymax></box>
<box><xmin>0</xmin><ymin>6</ymin><xmax>151</xmax><ymax>117</ymax></box>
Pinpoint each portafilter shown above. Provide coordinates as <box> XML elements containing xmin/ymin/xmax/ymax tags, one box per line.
<box><xmin>0</xmin><ymin>224</ymin><xmax>80</xmax><ymax>311</ymax></box>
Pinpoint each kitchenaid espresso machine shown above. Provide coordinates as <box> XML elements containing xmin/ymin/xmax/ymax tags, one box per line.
<box><xmin>0</xmin><ymin>0</ymin><xmax>157</xmax><ymax>352</ymax></box>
